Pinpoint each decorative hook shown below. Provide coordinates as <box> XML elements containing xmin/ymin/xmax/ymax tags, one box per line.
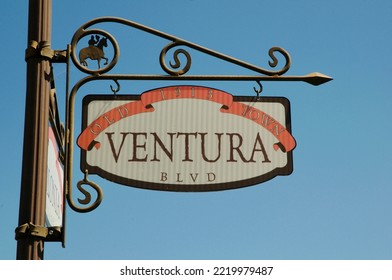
<box><xmin>67</xmin><ymin>169</ymin><xmax>104</xmax><ymax>213</ymax></box>
<box><xmin>253</xmin><ymin>80</ymin><xmax>263</xmax><ymax>99</ymax></box>
<box><xmin>110</xmin><ymin>79</ymin><xmax>120</xmax><ymax>96</ymax></box>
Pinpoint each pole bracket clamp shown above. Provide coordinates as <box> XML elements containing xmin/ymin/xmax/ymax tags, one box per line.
<box><xmin>15</xmin><ymin>222</ymin><xmax>62</xmax><ymax>242</ymax></box>
<box><xmin>25</xmin><ymin>40</ymin><xmax>67</xmax><ymax>63</ymax></box>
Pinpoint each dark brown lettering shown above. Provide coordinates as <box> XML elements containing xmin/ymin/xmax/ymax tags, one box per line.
<box><xmin>227</xmin><ymin>133</ymin><xmax>250</xmax><ymax>162</ymax></box>
<box><xmin>151</xmin><ymin>132</ymin><xmax>175</xmax><ymax>162</ymax></box>
<box><xmin>128</xmin><ymin>133</ymin><xmax>148</xmax><ymax>162</ymax></box>
<box><xmin>106</xmin><ymin>132</ymin><xmax>130</xmax><ymax>163</ymax></box>
<box><xmin>177</xmin><ymin>132</ymin><xmax>198</xmax><ymax>162</ymax></box>
<box><xmin>190</xmin><ymin>173</ymin><xmax>199</xmax><ymax>182</ymax></box>
<box><xmin>248</xmin><ymin>132</ymin><xmax>271</xmax><ymax>163</ymax></box>
<box><xmin>199</xmin><ymin>133</ymin><xmax>222</xmax><ymax>162</ymax></box>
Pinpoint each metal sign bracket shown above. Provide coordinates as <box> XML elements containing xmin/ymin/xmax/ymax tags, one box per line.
<box><xmin>15</xmin><ymin>223</ymin><xmax>62</xmax><ymax>242</ymax></box>
<box><xmin>25</xmin><ymin>40</ymin><xmax>67</xmax><ymax>62</ymax></box>
<box><xmin>62</xmin><ymin>16</ymin><xmax>332</xmax><ymax>214</ymax></box>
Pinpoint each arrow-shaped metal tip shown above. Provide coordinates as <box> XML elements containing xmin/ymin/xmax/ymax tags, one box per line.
<box><xmin>303</xmin><ymin>72</ymin><xmax>333</xmax><ymax>86</ymax></box>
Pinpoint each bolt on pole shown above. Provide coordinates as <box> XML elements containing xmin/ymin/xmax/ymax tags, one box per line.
<box><xmin>16</xmin><ymin>0</ymin><xmax>52</xmax><ymax>260</ymax></box>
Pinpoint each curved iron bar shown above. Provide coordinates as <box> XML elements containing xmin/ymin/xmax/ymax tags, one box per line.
<box><xmin>70</xmin><ymin>16</ymin><xmax>291</xmax><ymax>76</ymax></box>
<box><xmin>160</xmin><ymin>41</ymin><xmax>192</xmax><ymax>76</ymax></box>
<box><xmin>67</xmin><ymin>169</ymin><xmax>103</xmax><ymax>213</ymax></box>
<box><xmin>65</xmin><ymin>76</ymin><xmax>111</xmax><ymax>213</ymax></box>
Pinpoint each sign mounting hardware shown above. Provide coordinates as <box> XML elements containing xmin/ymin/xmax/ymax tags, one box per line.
<box><xmin>64</xmin><ymin>16</ymin><xmax>332</xmax><ymax>213</ymax></box>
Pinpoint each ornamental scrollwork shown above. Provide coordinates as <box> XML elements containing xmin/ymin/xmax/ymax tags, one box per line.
<box><xmin>160</xmin><ymin>41</ymin><xmax>192</xmax><ymax>76</ymax></box>
<box><xmin>69</xmin><ymin>16</ymin><xmax>291</xmax><ymax>77</ymax></box>
<box><xmin>70</xmin><ymin>28</ymin><xmax>119</xmax><ymax>75</ymax></box>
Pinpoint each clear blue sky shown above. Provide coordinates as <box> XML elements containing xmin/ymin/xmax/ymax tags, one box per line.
<box><xmin>1</xmin><ymin>0</ymin><xmax>392</xmax><ymax>260</ymax></box>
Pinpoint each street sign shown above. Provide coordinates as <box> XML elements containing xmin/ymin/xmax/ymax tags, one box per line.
<box><xmin>78</xmin><ymin>86</ymin><xmax>296</xmax><ymax>191</ymax></box>
<box><xmin>45</xmin><ymin>126</ymin><xmax>64</xmax><ymax>227</ymax></box>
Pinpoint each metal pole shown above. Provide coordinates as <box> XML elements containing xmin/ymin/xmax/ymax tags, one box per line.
<box><xmin>16</xmin><ymin>0</ymin><xmax>52</xmax><ymax>260</ymax></box>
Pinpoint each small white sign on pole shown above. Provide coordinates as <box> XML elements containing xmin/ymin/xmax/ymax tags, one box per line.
<box><xmin>45</xmin><ymin>127</ymin><xmax>64</xmax><ymax>226</ymax></box>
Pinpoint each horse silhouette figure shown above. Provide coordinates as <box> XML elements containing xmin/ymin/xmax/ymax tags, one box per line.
<box><xmin>79</xmin><ymin>37</ymin><xmax>109</xmax><ymax>69</ymax></box>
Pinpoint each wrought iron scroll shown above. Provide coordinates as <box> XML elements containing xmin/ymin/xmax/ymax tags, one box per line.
<box><xmin>65</xmin><ymin>16</ymin><xmax>332</xmax><ymax>213</ymax></box>
<box><xmin>69</xmin><ymin>16</ymin><xmax>294</xmax><ymax>76</ymax></box>
<box><xmin>67</xmin><ymin>170</ymin><xmax>103</xmax><ymax>213</ymax></box>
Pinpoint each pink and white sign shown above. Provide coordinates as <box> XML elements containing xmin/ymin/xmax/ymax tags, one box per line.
<box><xmin>78</xmin><ymin>86</ymin><xmax>295</xmax><ymax>191</ymax></box>
<box><xmin>46</xmin><ymin>127</ymin><xmax>64</xmax><ymax>226</ymax></box>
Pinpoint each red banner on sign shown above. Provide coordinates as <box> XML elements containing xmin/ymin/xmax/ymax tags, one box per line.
<box><xmin>77</xmin><ymin>86</ymin><xmax>296</xmax><ymax>152</ymax></box>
